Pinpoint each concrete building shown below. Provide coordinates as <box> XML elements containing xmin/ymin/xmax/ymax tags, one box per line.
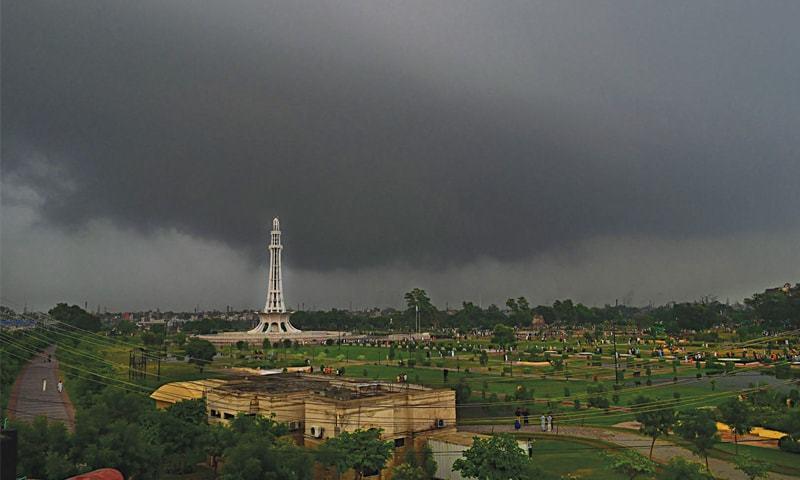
<box><xmin>151</xmin><ymin>373</ymin><xmax>463</xmax><ymax>479</ymax></box>
<box><xmin>153</xmin><ymin>373</ymin><xmax>455</xmax><ymax>441</ymax></box>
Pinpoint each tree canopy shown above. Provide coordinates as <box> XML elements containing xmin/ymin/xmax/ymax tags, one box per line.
<box><xmin>49</xmin><ymin>303</ymin><xmax>101</xmax><ymax>332</ymax></box>
<box><xmin>316</xmin><ymin>428</ymin><xmax>393</xmax><ymax>480</ymax></box>
<box><xmin>632</xmin><ymin>395</ymin><xmax>675</xmax><ymax>459</ymax></box>
<box><xmin>452</xmin><ymin>434</ymin><xmax>546</xmax><ymax>480</ymax></box>
<box><xmin>675</xmin><ymin>409</ymin><xmax>720</xmax><ymax>472</ymax></box>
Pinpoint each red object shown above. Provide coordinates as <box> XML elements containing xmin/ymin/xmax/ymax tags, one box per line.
<box><xmin>67</xmin><ymin>468</ymin><xmax>124</xmax><ymax>480</ymax></box>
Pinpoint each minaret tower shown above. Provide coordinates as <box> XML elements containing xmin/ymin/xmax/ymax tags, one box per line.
<box><xmin>249</xmin><ymin>217</ymin><xmax>301</xmax><ymax>335</ymax></box>
<box><xmin>265</xmin><ymin>217</ymin><xmax>285</xmax><ymax>313</ymax></box>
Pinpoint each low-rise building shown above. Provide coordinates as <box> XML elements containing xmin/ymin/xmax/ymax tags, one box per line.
<box><xmin>152</xmin><ymin>373</ymin><xmax>456</xmax><ymax>443</ymax></box>
<box><xmin>152</xmin><ymin>373</ymin><xmax>459</xmax><ymax>479</ymax></box>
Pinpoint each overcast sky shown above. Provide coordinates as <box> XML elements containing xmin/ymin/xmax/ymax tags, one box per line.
<box><xmin>2</xmin><ymin>1</ymin><xmax>799</xmax><ymax>312</ymax></box>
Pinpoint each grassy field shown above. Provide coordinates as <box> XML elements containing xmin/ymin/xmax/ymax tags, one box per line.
<box><xmin>711</xmin><ymin>442</ymin><xmax>800</xmax><ymax>476</ymax></box>
<box><xmin>48</xmin><ymin>331</ymin><xmax>794</xmax><ymax>436</ymax></box>
<box><xmin>514</xmin><ymin>435</ymin><xmax>630</xmax><ymax>479</ymax></box>
<box><xmin>198</xmin><ymin>338</ymin><xmax>793</xmax><ymax>429</ymax></box>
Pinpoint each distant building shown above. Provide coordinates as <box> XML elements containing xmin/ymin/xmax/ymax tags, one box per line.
<box><xmin>0</xmin><ymin>318</ymin><xmax>36</xmax><ymax>330</ymax></box>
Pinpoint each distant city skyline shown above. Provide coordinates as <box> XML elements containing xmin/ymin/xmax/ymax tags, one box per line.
<box><xmin>3</xmin><ymin>2</ymin><xmax>799</xmax><ymax>312</ymax></box>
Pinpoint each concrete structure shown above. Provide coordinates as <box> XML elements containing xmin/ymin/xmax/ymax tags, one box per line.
<box><xmin>151</xmin><ymin>373</ymin><xmax>482</xmax><ymax>479</ymax></box>
<box><xmin>150</xmin><ymin>378</ymin><xmax>228</xmax><ymax>409</ymax></box>
<box><xmin>152</xmin><ymin>373</ymin><xmax>455</xmax><ymax>440</ymax></box>
<box><xmin>248</xmin><ymin>217</ymin><xmax>301</xmax><ymax>335</ymax></box>
<box><xmin>197</xmin><ymin>217</ymin><xmax>346</xmax><ymax>346</ymax></box>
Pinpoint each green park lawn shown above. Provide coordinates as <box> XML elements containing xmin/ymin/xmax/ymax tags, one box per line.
<box><xmin>516</xmin><ymin>435</ymin><xmax>631</xmax><ymax>479</ymax></box>
<box><xmin>711</xmin><ymin>442</ymin><xmax>800</xmax><ymax>476</ymax></box>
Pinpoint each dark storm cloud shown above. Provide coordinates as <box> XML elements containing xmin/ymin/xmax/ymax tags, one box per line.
<box><xmin>3</xmin><ymin>1</ymin><xmax>800</xmax><ymax>272</ymax></box>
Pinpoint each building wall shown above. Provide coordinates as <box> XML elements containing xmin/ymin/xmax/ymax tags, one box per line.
<box><xmin>428</xmin><ymin>439</ymin><xmax>469</xmax><ymax>480</ymax></box>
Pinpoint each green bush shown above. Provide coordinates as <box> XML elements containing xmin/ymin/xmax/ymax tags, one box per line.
<box><xmin>778</xmin><ymin>434</ymin><xmax>800</xmax><ymax>453</ymax></box>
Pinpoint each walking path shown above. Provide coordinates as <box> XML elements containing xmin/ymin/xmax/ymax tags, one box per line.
<box><xmin>461</xmin><ymin>424</ymin><xmax>799</xmax><ymax>480</ymax></box>
<box><xmin>7</xmin><ymin>345</ymin><xmax>76</xmax><ymax>431</ymax></box>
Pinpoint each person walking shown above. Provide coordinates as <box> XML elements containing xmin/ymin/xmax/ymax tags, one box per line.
<box><xmin>523</xmin><ymin>407</ymin><xmax>530</xmax><ymax>425</ymax></box>
<box><xmin>57</xmin><ymin>379</ymin><xmax>64</xmax><ymax>393</ymax></box>
<box><xmin>540</xmin><ymin>414</ymin><xmax>546</xmax><ymax>432</ymax></box>
<box><xmin>546</xmin><ymin>414</ymin><xmax>553</xmax><ymax>432</ymax></box>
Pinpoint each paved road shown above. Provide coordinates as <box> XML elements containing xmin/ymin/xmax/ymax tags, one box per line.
<box><xmin>461</xmin><ymin>424</ymin><xmax>799</xmax><ymax>480</ymax></box>
<box><xmin>8</xmin><ymin>345</ymin><xmax>75</xmax><ymax>431</ymax></box>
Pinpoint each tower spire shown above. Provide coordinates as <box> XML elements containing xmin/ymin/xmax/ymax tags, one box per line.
<box><xmin>265</xmin><ymin>217</ymin><xmax>285</xmax><ymax>313</ymax></box>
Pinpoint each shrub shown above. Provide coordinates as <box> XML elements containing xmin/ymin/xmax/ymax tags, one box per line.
<box><xmin>588</xmin><ymin>396</ymin><xmax>610</xmax><ymax>409</ymax></box>
<box><xmin>778</xmin><ymin>434</ymin><xmax>800</xmax><ymax>454</ymax></box>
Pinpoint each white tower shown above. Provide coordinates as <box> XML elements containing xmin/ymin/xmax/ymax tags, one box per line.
<box><xmin>265</xmin><ymin>217</ymin><xmax>285</xmax><ymax>313</ymax></box>
<box><xmin>248</xmin><ymin>217</ymin><xmax>301</xmax><ymax>335</ymax></box>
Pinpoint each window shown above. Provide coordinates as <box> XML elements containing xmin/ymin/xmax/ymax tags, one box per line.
<box><xmin>210</xmin><ymin>409</ymin><xmax>221</xmax><ymax>418</ymax></box>
<box><xmin>223</xmin><ymin>412</ymin><xmax>235</xmax><ymax>419</ymax></box>
<box><xmin>394</xmin><ymin>438</ymin><xmax>405</xmax><ymax>448</ymax></box>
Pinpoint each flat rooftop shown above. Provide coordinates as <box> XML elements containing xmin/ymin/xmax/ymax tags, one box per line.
<box><xmin>215</xmin><ymin>373</ymin><xmax>433</xmax><ymax>401</ymax></box>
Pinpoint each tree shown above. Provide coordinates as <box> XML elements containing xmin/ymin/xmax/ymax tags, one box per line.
<box><xmin>49</xmin><ymin>303</ymin><xmax>101</xmax><ymax>332</ymax></box>
<box><xmin>219</xmin><ymin>414</ymin><xmax>308</xmax><ymax>480</ymax></box>
<box><xmin>675</xmin><ymin>409</ymin><xmax>720</xmax><ymax>472</ymax></box>
<box><xmin>455</xmin><ymin>378</ymin><xmax>472</xmax><ymax>404</ymax></box>
<box><xmin>205</xmin><ymin>423</ymin><xmax>235</xmax><ymax>475</ymax></box>
<box><xmin>148</xmin><ymin>400</ymin><xmax>209</xmax><ymax>473</ymax></box>
<box><xmin>734</xmin><ymin>454</ymin><xmax>770</xmax><ymax>480</ymax></box>
<box><xmin>391</xmin><ymin>464</ymin><xmax>427</xmax><ymax>480</ymax></box>
<box><xmin>657</xmin><ymin>458</ymin><xmax>714</xmax><ymax>480</ymax></box>
<box><xmin>186</xmin><ymin>338</ymin><xmax>216</xmax><ymax>370</ymax></box>
<box><xmin>605</xmin><ymin>450</ymin><xmax>656</xmax><ymax>480</ymax></box>
<box><xmin>452</xmin><ymin>434</ymin><xmax>544</xmax><ymax>480</ymax></box>
<box><xmin>506</xmin><ymin>297</ymin><xmax>532</xmax><ymax>326</ymax></box>
<box><xmin>14</xmin><ymin>416</ymin><xmax>75</xmax><ymax>480</ymax></box>
<box><xmin>317</xmin><ymin>428</ymin><xmax>393</xmax><ymax>480</ymax></box>
<box><xmin>632</xmin><ymin>395</ymin><xmax>675</xmax><ymax>459</ymax></box>
<box><xmin>405</xmin><ymin>288</ymin><xmax>434</xmax><ymax>312</ymax></box>
<box><xmin>141</xmin><ymin>330</ymin><xmax>163</xmax><ymax>346</ymax></box>
<box><xmin>71</xmin><ymin>389</ymin><xmax>161</xmax><ymax>480</ymax></box>
<box><xmin>221</xmin><ymin>435</ymin><xmax>310</xmax><ymax>480</ymax></box>
<box><xmin>716</xmin><ymin>398</ymin><xmax>753</xmax><ymax>454</ymax></box>
<box><xmin>115</xmin><ymin>319</ymin><xmax>137</xmax><ymax>335</ymax></box>
<box><xmin>404</xmin><ymin>288</ymin><xmax>436</xmax><ymax>329</ymax></box>
<box><xmin>491</xmin><ymin>324</ymin><xmax>516</xmax><ymax>350</ymax></box>
<box><xmin>745</xmin><ymin>285</ymin><xmax>800</xmax><ymax>329</ymax></box>
<box><xmin>404</xmin><ymin>442</ymin><xmax>437</xmax><ymax>479</ymax></box>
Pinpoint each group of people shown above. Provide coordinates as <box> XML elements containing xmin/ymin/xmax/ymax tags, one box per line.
<box><xmin>513</xmin><ymin>408</ymin><xmax>555</xmax><ymax>433</ymax></box>
<box><xmin>40</xmin><ymin>351</ymin><xmax>65</xmax><ymax>394</ymax></box>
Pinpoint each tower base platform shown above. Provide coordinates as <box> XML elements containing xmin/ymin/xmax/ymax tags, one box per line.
<box><xmin>195</xmin><ymin>329</ymin><xmax>349</xmax><ymax>347</ymax></box>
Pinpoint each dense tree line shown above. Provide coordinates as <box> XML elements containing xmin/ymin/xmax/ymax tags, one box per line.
<box><xmin>289</xmin><ymin>283</ymin><xmax>799</xmax><ymax>334</ymax></box>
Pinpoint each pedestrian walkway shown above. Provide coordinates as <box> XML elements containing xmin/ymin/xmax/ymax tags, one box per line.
<box><xmin>461</xmin><ymin>424</ymin><xmax>799</xmax><ymax>480</ymax></box>
<box><xmin>7</xmin><ymin>345</ymin><xmax>75</xmax><ymax>431</ymax></box>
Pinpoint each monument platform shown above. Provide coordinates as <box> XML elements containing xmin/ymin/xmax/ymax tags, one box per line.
<box><xmin>196</xmin><ymin>329</ymin><xmax>350</xmax><ymax>347</ymax></box>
